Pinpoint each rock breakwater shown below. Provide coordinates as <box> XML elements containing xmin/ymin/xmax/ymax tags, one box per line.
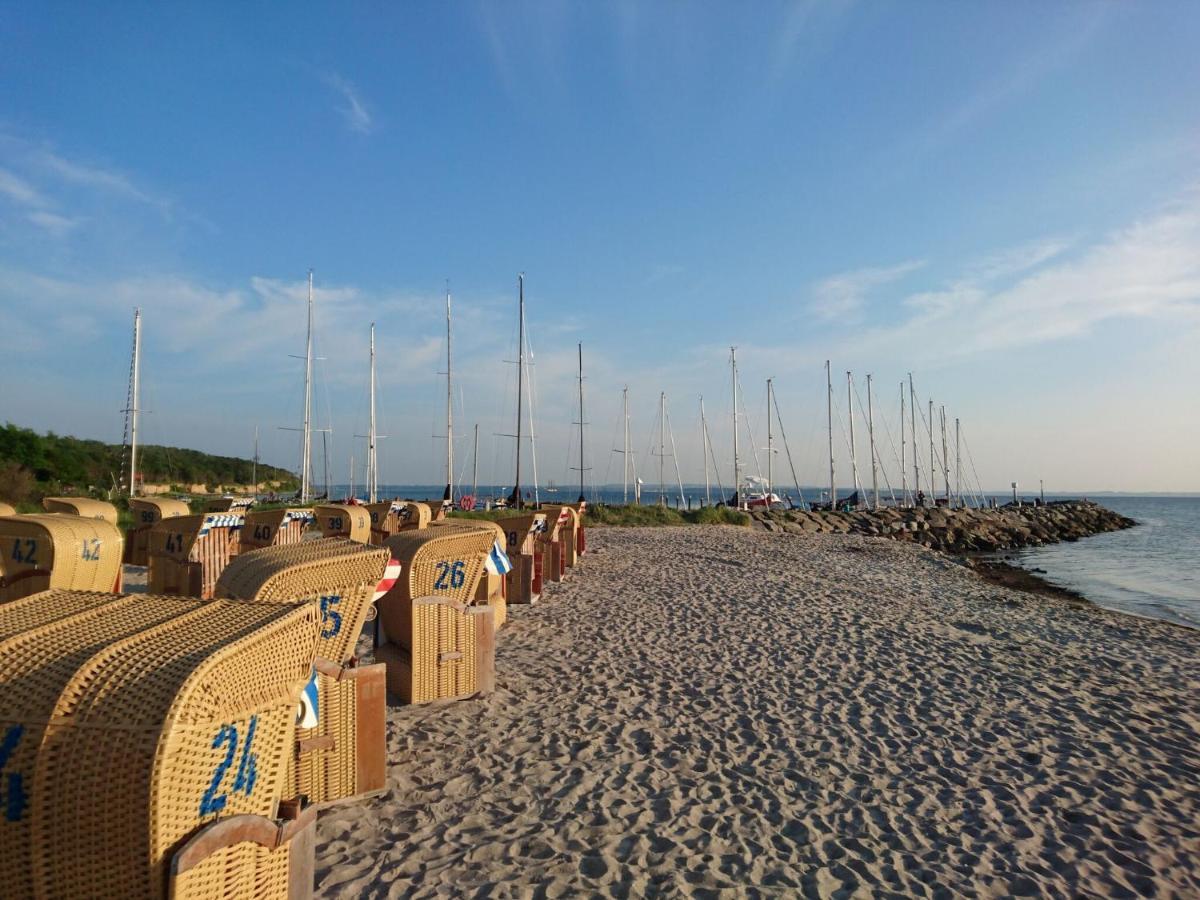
<box><xmin>752</xmin><ymin>500</ymin><xmax>1135</xmax><ymax>555</ymax></box>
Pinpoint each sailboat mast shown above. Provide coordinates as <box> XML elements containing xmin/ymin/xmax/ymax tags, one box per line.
<box><xmin>847</xmin><ymin>371</ymin><xmax>859</xmax><ymax>504</ymax></box>
<box><xmin>867</xmin><ymin>374</ymin><xmax>878</xmax><ymax>509</ymax></box>
<box><xmin>665</xmin><ymin>396</ymin><xmax>686</xmax><ymax>506</ymax></box>
<box><xmin>622</xmin><ymin>387</ymin><xmax>630</xmax><ymax>504</ymax></box>
<box><xmin>766</xmin><ymin>379</ymin><xmax>774</xmax><ymax>500</ymax></box>
<box><xmin>368</xmin><ymin>323</ymin><xmax>377</xmax><ymax>503</ymax></box>
<box><xmin>940</xmin><ymin>404</ymin><xmax>950</xmax><ymax>503</ymax></box>
<box><xmin>577</xmin><ymin>342</ymin><xmax>586</xmax><ymax>503</ymax></box>
<box><xmin>731</xmin><ymin>347</ymin><xmax>740</xmax><ymax>508</ymax></box>
<box><xmin>445</xmin><ymin>285</ymin><xmax>454</xmax><ymax>504</ymax></box>
<box><xmin>129</xmin><ymin>308</ymin><xmax>141</xmax><ymax>498</ymax></box>
<box><xmin>472</xmin><ymin>423</ymin><xmax>479</xmax><ymax>500</ymax></box>
<box><xmin>659</xmin><ymin>392</ymin><xmax>666</xmax><ymax>505</ymax></box>
<box><xmin>302</xmin><ymin>270</ymin><xmax>314</xmax><ymax>503</ymax></box>
<box><xmin>252</xmin><ymin>425</ymin><xmax>258</xmax><ymax>499</ymax></box>
<box><xmin>349</xmin><ymin>454</ymin><xmax>354</xmax><ymax>501</ymax></box>
<box><xmin>928</xmin><ymin>399</ymin><xmax>935</xmax><ymax>502</ymax></box>
<box><xmin>955</xmin><ymin>417</ymin><xmax>961</xmax><ymax>509</ymax></box>
<box><xmin>700</xmin><ymin>396</ymin><xmax>711</xmax><ymax>506</ymax></box>
<box><xmin>826</xmin><ymin>360</ymin><xmax>836</xmax><ymax>508</ymax></box>
<box><xmin>900</xmin><ymin>383</ymin><xmax>907</xmax><ymax>507</ymax></box>
<box><xmin>909</xmin><ymin>374</ymin><xmax>919</xmax><ymax>502</ymax></box>
<box><xmin>510</xmin><ymin>274</ymin><xmax>524</xmax><ymax>508</ymax></box>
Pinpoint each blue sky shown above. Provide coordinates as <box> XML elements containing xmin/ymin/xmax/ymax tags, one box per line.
<box><xmin>1</xmin><ymin>2</ymin><xmax>1198</xmax><ymax>493</ymax></box>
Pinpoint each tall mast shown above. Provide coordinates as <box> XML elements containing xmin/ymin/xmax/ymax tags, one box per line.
<box><xmin>302</xmin><ymin>270</ymin><xmax>314</xmax><ymax>503</ymax></box>
<box><xmin>847</xmin><ymin>371</ymin><xmax>859</xmax><ymax>505</ymax></box>
<box><xmin>867</xmin><ymin>373</ymin><xmax>878</xmax><ymax>510</ymax></box>
<box><xmin>665</xmin><ymin>396</ymin><xmax>686</xmax><ymax>506</ymax></box>
<box><xmin>444</xmin><ymin>284</ymin><xmax>454</xmax><ymax>505</ymax></box>
<box><xmin>349</xmin><ymin>454</ymin><xmax>354</xmax><ymax>501</ymax></box>
<box><xmin>928</xmin><ymin>399</ymin><xmax>935</xmax><ymax>502</ymax></box>
<box><xmin>731</xmin><ymin>347</ymin><xmax>740</xmax><ymax>508</ymax></box>
<box><xmin>659</xmin><ymin>391</ymin><xmax>666</xmax><ymax>505</ymax></box>
<box><xmin>622</xmin><ymin>387</ymin><xmax>630</xmax><ymax>504</ymax></box>
<box><xmin>766</xmin><ymin>379</ymin><xmax>774</xmax><ymax>500</ymax></box>
<box><xmin>129</xmin><ymin>308</ymin><xmax>141</xmax><ymax>498</ymax></box>
<box><xmin>252</xmin><ymin>425</ymin><xmax>258</xmax><ymax>498</ymax></box>
<box><xmin>322</xmin><ymin>430</ymin><xmax>329</xmax><ymax>500</ymax></box>
<box><xmin>908</xmin><ymin>373</ymin><xmax>919</xmax><ymax>502</ymax></box>
<box><xmin>826</xmin><ymin>360</ymin><xmax>836</xmax><ymax>508</ymax></box>
<box><xmin>576</xmin><ymin>342</ymin><xmax>586</xmax><ymax>503</ymax></box>
<box><xmin>367</xmin><ymin>323</ymin><xmax>377</xmax><ymax>502</ymax></box>
<box><xmin>509</xmin><ymin>274</ymin><xmax>524</xmax><ymax>508</ymax></box>
<box><xmin>472</xmin><ymin>423</ymin><xmax>479</xmax><ymax>500</ymax></box>
<box><xmin>900</xmin><ymin>383</ymin><xmax>907</xmax><ymax>507</ymax></box>
<box><xmin>700</xmin><ymin>396</ymin><xmax>711</xmax><ymax>506</ymax></box>
<box><xmin>940</xmin><ymin>404</ymin><xmax>950</xmax><ymax>503</ymax></box>
<box><xmin>955</xmin><ymin>417</ymin><xmax>961</xmax><ymax>509</ymax></box>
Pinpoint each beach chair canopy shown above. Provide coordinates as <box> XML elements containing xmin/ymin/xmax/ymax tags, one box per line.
<box><xmin>314</xmin><ymin>504</ymin><xmax>371</xmax><ymax>543</ymax></box>
<box><xmin>148</xmin><ymin>512</ymin><xmax>244</xmax><ymax>599</ymax></box>
<box><xmin>0</xmin><ymin>514</ymin><xmax>123</xmax><ymax>602</ymax></box>
<box><xmin>0</xmin><ymin>502</ymin><xmax>16</xmax><ymax>517</ymax></box>
<box><xmin>41</xmin><ymin>497</ymin><xmax>118</xmax><ymax>526</ymax></box>
<box><xmin>239</xmin><ymin>507</ymin><xmax>314</xmax><ymax>552</ymax></box>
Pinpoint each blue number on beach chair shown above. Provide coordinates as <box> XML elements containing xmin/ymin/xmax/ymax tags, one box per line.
<box><xmin>80</xmin><ymin>538</ymin><xmax>101</xmax><ymax>561</ymax></box>
<box><xmin>233</xmin><ymin>715</ymin><xmax>258</xmax><ymax>797</ymax></box>
<box><xmin>0</xmin><ymin>725</ymin><xmax>27</xmax><ymax>822</ymax></box>
<box><xmin>11</xmin><ymin>539</ymin><xmax>37</xmax><ymax>566</ymax></box>
<box><xmin>319</xmin><ymin>595</ymin><xmax>343</xmax><ymax>638</ymax></box>
<box><xmin>450</xmin><ymin>559</ymin><xmax>465</xmax><ymax>588</ymax></box>
<box><xmin>200</xmin><ymin>724</ymin><xmax>238</xmax><ymax>815</ymax></box>
<box><xmin>165</xmin><ymin>532</ymin><xmax>185</xmax><ymax>554</ymax></box>
<box><xmin>434</xmin><ymin>560</ymin><xmax>465</xmax><ymax>590</ymax></box>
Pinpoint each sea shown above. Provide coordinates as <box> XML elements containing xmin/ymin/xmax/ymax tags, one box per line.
<box><xmin>333</xmin><ymin>485</ymin><xmax>1199</xmax><ymax>630</ymax></box>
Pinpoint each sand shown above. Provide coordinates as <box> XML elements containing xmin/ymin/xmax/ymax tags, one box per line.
<box><xmin>306</xmin><ymin>527</ymin><xmax>1195</xmax><ymax>895</ymax></box>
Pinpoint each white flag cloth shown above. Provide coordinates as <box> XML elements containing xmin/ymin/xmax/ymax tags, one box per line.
<box><xmin>485</xmin><ymin>539</ymin><xmax>513</xmax><ymax>576</ymax></box>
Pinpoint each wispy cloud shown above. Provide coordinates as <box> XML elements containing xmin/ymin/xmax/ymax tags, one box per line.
<box><xmin>808</xmin><ymin>259</ymin><xmax>925</xmax><ymax>321</ymax></box>
<box><xmin>0</xmin><ymin>167</ymin><xmax>45</xmax><ymax>206</ymax></box>
<box><xmin>325</xmin><ymin>73</ymin><xmax>373</xmax><ymax>135</ymax></box>
<box><xmin>26</xmin><ymin>210</ymin><xmax>82</xmax><ymax>236</ymax></box>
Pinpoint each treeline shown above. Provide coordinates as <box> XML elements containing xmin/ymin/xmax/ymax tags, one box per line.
<box><xmin>0</xmin><ymin>422</ymin><xmax>297</xmax><ymax>502</ymax></box>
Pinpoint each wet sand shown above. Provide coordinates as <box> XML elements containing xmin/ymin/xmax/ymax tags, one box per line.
<box><xmin>306</xmin><ymin>526</ymin><xmax>1200</xmax><ymax>896</ymax></box>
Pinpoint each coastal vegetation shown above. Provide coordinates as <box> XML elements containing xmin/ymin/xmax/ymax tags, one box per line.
<box><xmin>0</xmin><ymin>422</ymin><xmax>297</xmax><ymax>504</ymax></box>
<box><xmin>450</xmin><ymin>503</ymin><xmax>749</xmax><ymax>527</ymax></box>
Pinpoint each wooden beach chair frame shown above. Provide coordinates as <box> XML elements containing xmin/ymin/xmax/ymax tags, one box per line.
<box><xmin>499</xmin><ymin>512</ymin><xmax>548</xmax><ymax>604</ymax></box>
<box><xmin>125</xmin><ymin>497</ymin><xmax>190</xmax><ymax>567</ymax></box>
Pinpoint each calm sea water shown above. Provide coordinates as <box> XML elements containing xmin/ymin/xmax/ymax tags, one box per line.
<box><xmin>1013</xmin><ymin>497</ymin><xmax>1200</xmax><ymax>629</ymax></box>
<box><xmin>341</xmin><ymin>485</ymin><xmax>1198</xmax><ymax>629</ymax></box>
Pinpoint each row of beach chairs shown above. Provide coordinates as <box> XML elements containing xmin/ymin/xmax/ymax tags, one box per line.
<box><xmin>0</xmin><ymin>494</ymin><xmax>586</xmax><ymax>898</ymax></box>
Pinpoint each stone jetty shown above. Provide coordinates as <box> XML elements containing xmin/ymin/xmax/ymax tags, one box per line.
<box><xmin>751</xmin><ymin>500</ymin><xmax>1136</xmax><ymax>555</ymax></box>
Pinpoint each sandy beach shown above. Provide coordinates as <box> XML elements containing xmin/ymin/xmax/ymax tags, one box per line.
<box><xmin>310</xmin><ymin>525</ymin><xmax>1199</xmax><ymax>897</ymax></box>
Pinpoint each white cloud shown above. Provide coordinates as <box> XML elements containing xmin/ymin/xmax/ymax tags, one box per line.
<box><xmin>0</xmin><ymin>167</ymin><xmax>44</xmax><ymax>206</ymax></box>
<box><xmin>808</xmin><ymin>259</ymin><xmax>925</xmax><ymax>321</ymax></box>
<box><xmin>325</xmin><ymin>73</ymin><xmax>374</xmax><ymax>135</ymax></box>
<box><xmin>26</xmin><ymin>210</ymin><xmax>82</xmax><ymax>236</ymax></box>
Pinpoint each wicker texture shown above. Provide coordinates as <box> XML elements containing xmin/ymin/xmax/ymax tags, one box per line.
<box><xmin>499</xmin><ymin>513</ymin><xmax>548</xmax><ymax>604</ymax></box>
<box><xmin>395</xmin><ymin>501</ymin><xmax>431</xmax><ymax>532</ymax></box>
<box><xmin>169</xmin><ymin>837</ymin><xmax>291</xmax><ymax>900</ymax></box>
<box><xmin>314</xmin><ymin>505</ymin><xmax>371</xmax><ymax>543</ymax></box>
<box><xmin>215</xmin><ymin>538</ymin><xmax>390</xmax><ymax>664</ymax></box>
<box><xmin>40</xmin><ymin>497</ymin><xmax>119</xmax><ymax>525</ymax></box>
<box><xmin>0</xmin><ymin>514</ymin><xmax>123</xmax><ymax>602</ymax></box>
<box><xmin>239</xmin><ymin>508</ymin><xmax>313</xmax><ymax>552</ymax></box>
<box><xmin>0</xmin><ymin>592</ymin><xmax>209</xmax><ymax>897</ymax></box>
<box><xmin>378</xmin><ymin>528</ymin><xmax>493</xmax><ymax>640</ymax></box>
<box><xmin>148</xmin><ymin>513</ymin><xmax>243</xmax><ymax>599</ymax></box>
<box><xmin>125</xmin><ymin>498</ymin><xmax>191</xmax><ymax>566</ymax></box>
<box><xmin>27</xmin><ymin>597</ymin><xmax>319</xmax><ymax>899</ymax></box>
<box><xmin>0</xmin><ymin>502</ymin><xmax>15</xmax><ymax>517</ymax></box>
<box><xmin>431</xmin><ymin>520</ymin><xmax>507</xmax><ymax>626</ymax></box>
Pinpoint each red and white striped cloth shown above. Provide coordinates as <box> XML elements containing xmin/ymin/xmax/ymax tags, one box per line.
<box><xmin>372</xmin><ymin>558</ymin><xmax>402</xmax><ymax>603</ymax></box>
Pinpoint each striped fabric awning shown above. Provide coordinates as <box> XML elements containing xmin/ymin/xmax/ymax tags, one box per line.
<box><xmin>198</xmin><ymin>513</ymin><xmax>245</xmax><ymax>536</ymax></box>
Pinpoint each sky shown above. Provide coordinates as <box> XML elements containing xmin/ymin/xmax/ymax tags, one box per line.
<box><xmin>1</xmin><ymin>2</ymin><xmax>1198</xmax><ymax>495</ymax></box>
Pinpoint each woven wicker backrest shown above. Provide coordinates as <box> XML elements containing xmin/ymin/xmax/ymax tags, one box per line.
<box><xmin>431</xmin><ymin>520</ymin><xmax>506</xmax><ymax>603</ymax></box>
<box><xmin>239</xmin><ymin>508</ymin><xmax>313</xmax><ymax>551</ymax></box>
<box><xmin>41</xmin><ymin>497</ymin><xmax>118</xmax><ymax>525</ymax></box>
<box><xmin>130</xmin><ymin>497</ymin><xmax>191</xmax><ymax>524</ymax></box>
<box><xmin>204</xmin><ymin>498</ymin><xmax>233</xmax><ymax>512</ymax></box>
<box><xmin>500</xmin><ymin>512</ymin><xmax>548</xmax><ymax>556</ymax></box>
<box><xmin>539</xmin><ymin>504</ymin><xmax>574</xmax><ymax>541</ymax></box>
<box><xmin>0</xmin><ymin>502</ymin><xmax>15</xmax><ymax>517</ymax></box>
<box><xmin>0</xmin><ymin>515</ymin><xmax>123</xmax><ymax>602</ymax></box>
<box><xmin>396</xmin><ymin>501</ymin><xmax>431</xmax><ymax>531</ymax></box>
<box><xmin>314</xmin><ymin>504</ymin><xmax>370</xmax><ymax>543</ymax></box>
<box><xmin>28</xmin><ymin>597</ymin><xmax>319</xmax><ymax>899</ymax></box>
<box><xmin>365</xmin><ymin>501</ymin><xmax>400</xmax><ymax>545</ymax></box>
<box><xmin>378</xmin><ymin>527</ymin><xmax>493</xmax><ymax>647</ymax></box>
<box><xmin>215</xmin><ymin>538</ymin><xmax>392</xmax><ymax>663</ymax></box>
<box><xmin>148</xmin><ymin>513</ymin><xmax>243</xmax><ymax>598</ymax></box>
<box><xmin>0</xmin><ymin>592</ymin><xmax>211</xmax><ymax>897</ymax></box>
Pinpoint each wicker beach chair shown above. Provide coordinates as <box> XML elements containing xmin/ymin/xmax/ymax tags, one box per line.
<box><xmin>541</xmin><ymin>505</ymin><xmax>582</xmax><ymax>572</ymax></box>
<box><xmin>432</xmin><ymin>520</ymin><xmax>508</xmax><ymax>629</ymax></box>
<box><xmin>214</xmin><ymin>539</ymin><xmax>396</xmax><ymax>806</ymax></box>
<box><xmin>1</xmin><ymin>593</ymin><xmax>319</xmax><ymax>899</ymax></box>
<box><xmin>0</xmin><ymin>514</ymin><xmax>123</xmax><ymax>602</ymax></box>
<box><xmin>125</xmin><ymin>497</ymin><xmax>191</xmax><ymax>566</ymax></box>
<box><xmin>0</xmin><ymin>502</ymin><xmax>16</xmax><ymax>517</ymax></box>
<box><xmin>41</xmin><ymin>496</ymin><xmax>119</xmax><ymax>526</ymax></box>
<box><xmin>148</xmin><ymin>512</ymin><xmax>243</xmax><ymax>598</ymax></box>
<box><xmin>204</xmin><ymin>497</ymin><xmax>254</xmax><ymax>513</ymax></box>
<box><xmin>376</xmin><ymin>527</ymin><xmax>497</xmax><ymax>703</ymax></box>
<box><xmin>537</xmin><ymin>506</ymin><xmax>574</xmax><ymax>583</ymax></box>
<box><xmin>240</xmin><ymin>508</ymin><xmax>315</xmax><ymax>552</ymax></box>
<box><xmin>365</xmin><ymin>501</ymin><xmax>399</xmax><ymax>545</ymax></box>
<box><xmin>397</xmin><ymin>501</ymin><xmax>432</xmax><ymax>532</ymax></box>
<box><xmin>314</xmin><ymin>504</ymin><xmax>371</xmax><ymax>543</ymax></box>
<box><xmin>498</xmin><ymin>512</ymin><xmax>548</xmax><ymax>604</ymax></box>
